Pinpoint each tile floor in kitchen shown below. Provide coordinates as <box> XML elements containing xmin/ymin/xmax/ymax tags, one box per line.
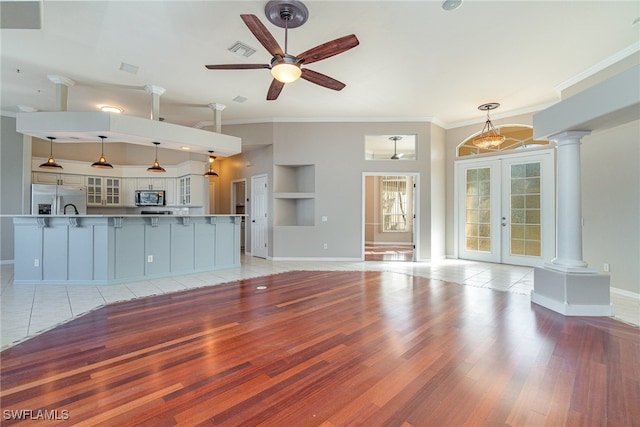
<box><xmin>1</xmin><ymin>256</ymin><xmax>638</xmax><ymax>349</ymax></box>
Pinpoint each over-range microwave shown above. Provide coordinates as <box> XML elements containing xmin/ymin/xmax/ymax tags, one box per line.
<box><xmin>135</xmin><ymin>190</ymin><xmax>165</xmax><ymax>206</ymax></box>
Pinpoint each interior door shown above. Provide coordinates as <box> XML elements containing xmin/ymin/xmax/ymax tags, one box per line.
<box><xmin>251</xmin><ymin>174</ymin><xmax>268</xmax><ymax>258</ymax></box>
<box><xmin>456</xmin><ymin>149</ymin><xmax>554</xmax><ymax>267</ymax></box>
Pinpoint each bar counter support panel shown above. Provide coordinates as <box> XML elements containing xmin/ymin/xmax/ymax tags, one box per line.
<box><xmin>13</xmin><ymin>215</ymin><xmax>243</xmax><ymax>285</ymax></box>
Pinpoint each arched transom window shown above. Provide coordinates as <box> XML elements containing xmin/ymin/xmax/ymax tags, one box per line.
<box><xmin>457</xmin><ymin>125</ymin><xmax>550</xmax><ymax>157</ymax></box>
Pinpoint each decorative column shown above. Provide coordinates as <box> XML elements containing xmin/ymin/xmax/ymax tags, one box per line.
<box><xmin>47</xmin><ymin>75</ymin><xmax>76</xmax><ymax>111</ymax></box>
<box><xmin>531</xmin><ymin>130</ymin><xmax>611</xmax><ymax>316</ymax></box>
<box><xmin>546</xmin><ymin>131</ymin><xmax>594</xmax><ymax>273</ymax></box>
<box><xmin>208</xmin><ymin>103</ymin><xmax>226</xmax><ymax>133</ymax></box>
<box><xmin>144</xmin><ymin>85</ymin><xmax>166</xmax><ymax>121</ymax></box>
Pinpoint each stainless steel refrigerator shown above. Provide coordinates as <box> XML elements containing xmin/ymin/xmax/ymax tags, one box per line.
<box><xmin>31</xmin><ymin>184</ymin><xmax>87</xmax><ymax>215</ymax></box>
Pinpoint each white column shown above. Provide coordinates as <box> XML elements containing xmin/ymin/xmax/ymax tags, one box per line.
<box><xmin>208</xmin><ymin>103</ymin><xmax>226</xmax><ymax>133</ymax></box>
<box><xmin>47</xmin><ymin>75</ymin><xmax>76</xmax><ymax>112</ymax></box>
<box><xmin>144</xmin><ymin>85</ymin><xmax>166</xmax><ymax>121</ymax></box>
<box><xmin>546</xmin><ymin>131</ymin><xmax>594</xmax><ymax>273</ymax></box>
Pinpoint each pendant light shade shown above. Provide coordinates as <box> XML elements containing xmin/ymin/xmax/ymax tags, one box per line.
<box><xmin>147</xmin><ymin>142</ymin><xmax>166</xmax><ymax>172</ymax></box>
<box><xmin>91</xmin><ymin>135</ymin><xmax>113</xmax><ymax>169</ymax></box>
<box><xmin>39</xmin><ymin>136</ymin><xmax>63</xmax><ymax>169</ymax></box>
<box><xmin>473</xmin><ymin>103</ymin><xmax>506</xmax><ymax>149</ymax></box>
<box><xmin>204</xmin><ymin>150</ymin><xmax>219</xmax><ymax>177</ymax></box>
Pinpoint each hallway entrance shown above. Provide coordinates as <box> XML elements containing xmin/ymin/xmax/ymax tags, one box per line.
<box><xmin>364</xmin><ymin>174</ymin><xmax>417</xmax><ymax>262</ymax></box>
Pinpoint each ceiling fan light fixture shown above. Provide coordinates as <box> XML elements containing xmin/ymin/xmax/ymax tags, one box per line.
<box><xmin>270</xmin><ymin>55</ymin><xmax>301</xmax><ymax>83</ymax></box>
<box><xmin>473</xmin><ymin>103</ymin><xmax>505</xmax><ymax>149</ymax></box>
<box><xmin>91</xmin><ymin>135</ymin><xmax>114</xmax><ymax>169</ymax></box>
<box><xmin>147</xmin><ymin>142</ymin><xmax>166</xmax><ymax>172</ymax></box>
<box><xmin>39</xmin><ymin>136</ymin><xmax>63</xmax><ymax>169</ymax></box>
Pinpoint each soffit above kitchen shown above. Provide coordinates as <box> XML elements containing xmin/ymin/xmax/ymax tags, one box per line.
<box><xmin>16</xmin><ymin>111</ymin><xmax>242</xmax><ymax>157</ymax></box>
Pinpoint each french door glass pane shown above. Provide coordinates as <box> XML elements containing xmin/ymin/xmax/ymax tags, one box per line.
<box><xmin>510</xmin><ymin>162</ymin><xmax>541</xmax><ymax>256</ymax></box>
<box><xmin>465</xmin><ymin>167</ymin><xmax>491</xmax><ymax>252</ymax></box>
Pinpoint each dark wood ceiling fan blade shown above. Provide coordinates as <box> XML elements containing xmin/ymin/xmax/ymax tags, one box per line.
<box><xmin>267</xmin><ymin>79</ymin><xmax>285</xmax><ymax>100</ymax></box>
<box><xmin>241</xmin><ymin>14</ymin><xmax>284</xmax><ymax>57</ymax></box>
<box><xmin>300</xmin><ymin>69</ymin><xmax>346</xmax><ymax>91</ymax></box>
<box><xmin>297</xmin><ymin>34</ymin><xmax>359</xmax><ymax>65</ymax></box>
<box><xmin>205</xmin><ymin>64</ymin><xmax>270</xmax><ymax>70</ymax></box>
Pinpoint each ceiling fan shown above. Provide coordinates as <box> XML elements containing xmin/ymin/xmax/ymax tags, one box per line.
<box><xmin>205</xmin><ymin>0</ymin><xmax>359</xmax><ymax>100</ymax></box>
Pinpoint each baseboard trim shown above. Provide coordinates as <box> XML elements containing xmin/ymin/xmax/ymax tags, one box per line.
<box><xmin>611</xmin><ymin>287</ymin><xmax>640</xmax><ymax>301</ymax></box>
<box><xmin>531</xmin><ymin>291</ymin><xmax>614</xmax><ymax>316</ymax></box>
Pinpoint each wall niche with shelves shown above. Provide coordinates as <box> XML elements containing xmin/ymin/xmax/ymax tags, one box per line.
<box><xmin>274</xmin><ymin>164</ymin><xmax>315</xmax><ymax>226</ymax></box>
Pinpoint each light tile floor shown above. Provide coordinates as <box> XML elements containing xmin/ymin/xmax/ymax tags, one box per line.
<box><xmin>1</xmin><ymin>257</ymin><xmax>638</xmax><ymax>349</ymax></box>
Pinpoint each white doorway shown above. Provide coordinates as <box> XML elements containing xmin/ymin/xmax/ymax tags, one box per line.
<box><xmin>363</xmin><ymin>173</ymin><xmax>418</xmax><ymax>261</ymax></box>
<box><xmin>250</xmin><ymin>174</ymin><xmax>268</xmax><ymax>259</ymax></box>
<box><xmin>455</xmin><ymin>149</ymin><xmax>555</xmax><ymax>267</ymax></box>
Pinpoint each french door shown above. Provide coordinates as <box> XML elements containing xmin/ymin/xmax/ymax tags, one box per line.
<box><xmin>456</xmin><ymin>149</ymin><xmax>555</xmax><ymax>267</ymax></box>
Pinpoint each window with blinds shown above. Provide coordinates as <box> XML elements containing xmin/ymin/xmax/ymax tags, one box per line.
<box><xmin>382</xmin><ymin>176</ymin><xmax>408</xmax><ymax>232</ymax></box>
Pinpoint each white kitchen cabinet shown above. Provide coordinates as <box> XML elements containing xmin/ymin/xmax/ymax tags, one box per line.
<box><xmin>164</xmin><ymin>178</ymin><xmax>177</xmax><ymax>206</ymax></box>
<box><xmin>178</xmin><ymin>175</ymin><xmax>204</xmax><ymax>206</ymax></box>
<box><xmin>32</xmin><ymin>172</ymin><xmax>85</xmax><ymax>186</ymax></box>
<box><xmin>136</xmin><ymin>178</ymin><xmax>165</xmax><ymax>190</ymax></box>
<box><xmin>86</xmin><ymin>176</ymin><xmax>122</xmax><ymax>206</ymax></box>
<box><xmin>122</xmin><ymin>178</ymin><xmax>138</xmax><ymax>207</ymax></box>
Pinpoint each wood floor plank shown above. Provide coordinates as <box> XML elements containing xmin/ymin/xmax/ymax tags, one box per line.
<box><xmin>1</xmin><ymin>270</ymin><xmax>639</xmax><ymax>426</ymax></box>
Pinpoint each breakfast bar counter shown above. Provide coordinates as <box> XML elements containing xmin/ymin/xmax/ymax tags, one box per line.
<box><xmin>13</xmin><ymin>215</ymin><xmax>243</xmax><ymax>285</ymax></box>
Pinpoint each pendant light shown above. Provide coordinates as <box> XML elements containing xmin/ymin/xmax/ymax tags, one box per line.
<box><xmin>472</xmin><ymin>103</ymin><xmax>506</xmax><ymax>149</ymax></box>
<box><xmin>147</xmin><ymin>142</ymin><xmax>166</xmax><ymax>172</ymax></box>
<box><xmin>39</xmin><ymin>136</ymin><xmax>63</xmax><ymax>169</ymax></box>
<box><xmin>389</xmin><ymin>136</ymin><xmax>402</xmax><ymax>159</ymax></box>
<box><xmin>91</xmin><ymin>135</ymin><xmax>113</xmax><ymax>169</ymax></box>
<box><xmin>204</xmin><ymin>151</ymin><xmax>219</xmax><ymax>177</ymax></box>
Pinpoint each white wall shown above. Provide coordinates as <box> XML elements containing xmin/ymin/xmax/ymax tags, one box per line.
<box><xmin>1</xmin><ymin>116</ymin><xmax>25</xmax><ymax>262</ymax></box>
<box><xmin>582</xmin><ymin>120</ymin><xmax>640</xmax><ymax>295</ymax></box>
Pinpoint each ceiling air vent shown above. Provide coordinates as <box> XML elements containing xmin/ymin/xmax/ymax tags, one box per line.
<box><xmin>228</xmin><ymin>41</ymin><xmax>256</xmax><ymax>58</ymax></box>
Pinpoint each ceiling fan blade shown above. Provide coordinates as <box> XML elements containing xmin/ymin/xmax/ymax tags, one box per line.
<box><xmin>241</xmin><ymin>14</ymin><xmax>284</xmax><ymax>57</ymax></box>
<box><xmin>300</xmin><ymin>69</ymin><xmax>346</xmax><ymax>91</ymax></box>
<box><xmin>297</xmin><ymin>34</ymin><xmax>359</xmax><ymax>65</ymax></box>
<box><xmin>267</xmin><ymin>79</ymin><xmax>285</xmax><ymax>100</ymax></box>
<box><xmin>205</xmin><ymin>64</ymin><xmax>270</xmax><ymax>70</ymax></box>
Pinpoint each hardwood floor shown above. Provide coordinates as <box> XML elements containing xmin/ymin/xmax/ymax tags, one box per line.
<box><xmin>1</xmin><ymin>271</ymin><xmax>638</xmax><ymax>426</ymax></box>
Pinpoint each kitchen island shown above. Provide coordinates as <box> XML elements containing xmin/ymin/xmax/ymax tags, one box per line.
<box><xmin>13</xmin><ymin>215</ymin><xmax>243</xmax><ymax>285</ymax></box>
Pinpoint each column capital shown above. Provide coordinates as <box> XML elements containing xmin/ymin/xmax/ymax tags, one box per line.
<box><xmin>549</xmin><ymin>131</ymin><xmax>590</xmax><ymax>145</ymax></box>
<box><xmin>47</xmin><ymin>75</ymin><xmax>76</xmax><ymax>87</ymax></box>
<box><xmin>208</xmin><ymin>103</ymin><xmax>226</xmax><ymax>111</ymax></box>
<box><xmin>144</xmin><ymin>85</ymin><xmax>166</xmax><ymax>96</ymax></box>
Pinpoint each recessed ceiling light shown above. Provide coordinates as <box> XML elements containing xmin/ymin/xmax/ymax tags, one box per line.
<box><xmin>181</xmin><ymin>146</ymin><xmax>191</xmax><ymax>150</ymax></box>
<box><xmin>442</xmin><ymin>0</ymin><xmax>463</xmax><ymax>11</ymax></box>
<box><xmin>101</xmin><ymin>105</ymin><xmax>123</xmax><ymax>113</ymax></box>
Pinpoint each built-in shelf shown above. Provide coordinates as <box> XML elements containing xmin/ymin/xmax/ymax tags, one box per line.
<box><xmin>273</xmin><ymin>164</ymin><xmax>316</xmax><ymax>226</ymax></box>
<box><xmin>274</xmin><ymin>192</ymin><xmax>315</xmax><ymax>199</ymax></box>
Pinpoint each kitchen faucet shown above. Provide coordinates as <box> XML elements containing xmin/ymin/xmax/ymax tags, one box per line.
<box><xmin>64</xmin><ymin>203</ymin><xmax>79</xmax><ymax>215</ymax></box>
